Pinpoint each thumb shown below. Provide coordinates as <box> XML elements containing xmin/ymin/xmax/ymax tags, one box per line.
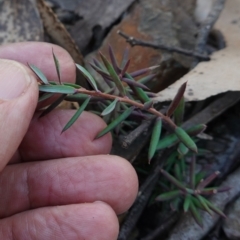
<box><xmin>0</xmin><ymin>59</ymin><xmax>38</xmax><ymax>170</ymax></box>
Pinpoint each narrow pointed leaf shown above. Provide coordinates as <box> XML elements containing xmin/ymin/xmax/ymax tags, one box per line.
<box><xmin>195</xmin><ymin>171</ymin><xmax>206</xmax><ymax>186</ymax></box>
<box><xmin>62</xmin><ymin>96</ymin><xmax>91</xmax><ymax>132</ymax></box>
<box><xmin>175</xmin><ymin>127</ymin><xmax>198</xmax><ymax>153</ymax></box>
<box><xmin>89</xmin><ymin>62</ymin><xmax>110</xmax><ymax>78</ymax></box>
<box><xmin>120</xmin><ymin>59</ymin><xmax>130</xmax><ymax>76</ymax></box>
<box><xmin>155</xmin><ymin>190</ymin><xmax>181</xmax><ymax>201</ymax></box>
<box><xmin>187</xmin><ymin>124</ymin><xmax>207</xmax><ymax>136</ymax></box>
<box><xmin>125</xmin><ymin>73</ymin><xmax>150</xmax><ymax>103</ymax></box>
<box><xmin>99</xmin><ymin>52</ymin><xmax>126</xmax><ymax>96</ymax></box>
<box><xmin>120</xmin><ymin>47</ymin><xmax>130</xmax><ymax>68</ymax></box>
<box><xmin>160</xmin><ymin>169</ymin><xmax>186</xmax><ymax>192</ymax></box>
<box><xmin>129</xmin><ymin>66</ymin><xmax>158</xmax><ymax>78</ymax></box>
<box><xmin>200</xmin><ymin>188</ymin><xmax>218</xmax><ymax>195</ymax></box>
<box><xmin>197</xmin><ymin>171</ymin><xmax>220</xmax><ymax>190</ymax></box>
<box><xmin>167</xmin><ymin>82</ymin><xmax>187</xmax><ymax>117</ymax></box>
<box><xmin>108</xmin><ymin>45</ymin><xmax>121</xmax><ymax>73</ymax></box>
<box><xmin>76</xmin><ymin>64</ymin><xmax>98</xmax><ymax>91</ymax></box>
<box><xmin>39</xmin><ymin>85</ymin><xmax>76</xmax><ymax>94</ymax></box>
<box><xmin>101</xmin><ymin>98</ymin><xmax>118</xmax><ymax>116</ymax></box>
<box><xmin>29</xmin><ymin>64</ymin><xmax>49</xmax><ymax>84</ymax></box>
<box><xmin>52</xmin><ymin>50</ymin><xmax>61</xmax><ymax>84</ymax></box>
<box><xmin>38</xmin><ymin>93</ymin><xmax>54</xmax><ymax>102</ymax></box>
<box><xmin>174</xmin><ymin>97</ymin><xmax>185</xmax><ymax>126</ymax></box>
<box><xmin>40</xmin><ymin>94</ymin><xmax>66</xmax><ymax>118</ymax></box>
<box><xmin>96</xmin><ymin>106</ymin><xmax>134</xmax><ymax>139</ymax></box>
<box><xmin>183</xmin><ymin>195</ymin><xmax>192</xmax><ymax>213</ymax></box>
<box><xmin>59</xmin><ymin>82</ymin><xmax>81</xmax><ymax>88</ymax></box>
<box><xmin>65</xmin><ymin>93</ymin><xmax>90</xmax><ymax>102</ymax></box>
<box><xmin>148</xmin><ymin>118</ymin><xmax>162</xmax><ymax>163</ymax></box>
<box><xmin>197</xmin><ymin>195</ymin><xmax>213</xmax><ymax>216</ymax></box>
<box><xmin>156</xmin><ymin>134</ymin><xmax>179</xmax><ymax>150</ymax></box>
<box><xmin>190</xmin><ymin>155</ymin><xmax>196</xmax><ymax>189</ymax></box>
<box><xmin>174</xmin><ymin>163</ymin><xmax>182</xmax><ymax>182</ymax></box>
<box><xmin>204</xmin><ymin>199</ymin><xmax>226</xmax><ymax>218</ymax></box>
<box><xmin>138</xmin><ymin>74</ymin><xmax>157</xmax><ymax>84</ymax></box>
<box><xmin>143</xmin><ymin>100</ymin><xmax>153</xmax><ymax>110</ymax></box>
<box><xmin>177</xmin><ymin>142</ymin><xmax>189</xmax><ymax>156</ymax></box>
<box><xmin>190</xmin><ymin>200</ymin><xmax>203</xmax><ymax>227</ymax></box>
<box><xmin>122</xmin><ymin>78</ymin><xmax>149</xmax><ymax>90</ymax></box>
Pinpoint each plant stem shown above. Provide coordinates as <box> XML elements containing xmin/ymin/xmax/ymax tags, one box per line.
<box><xmin>76</xmin><ymin>88</ymin><xmax>177</xmax><ymax>129</ymax></box>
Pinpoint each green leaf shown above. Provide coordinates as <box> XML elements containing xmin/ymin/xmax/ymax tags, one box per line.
<box><xmin>174</xmin><ymin>163</ymin><xmax>182</xmax><ymax>182</ymax></box>
<box><xmin>183</xmin><ymin>195</ymin><xmax>191</xmax><ymax>213</ymax></box>
<box><xmin>120</xmin><ymin>47</ymin><xmax>130</xmax><ymax>69</ymax></box>
<box><xmin>125</xmin><ymin>73</ymin><xmax>150</xmax><ymax>103</ymax></box>
<box><xmin>108</xmin><ymin>45</ymin><xmax>121</xmax><ymax>73</ymax></box>
<box><xmin>194</xmin><ymin>171</ymin><xmax>206</xmax><ymax>187</ymax></box>
<box><xmin>167</xmin><ymin>82</ymin><xmax>187</xmax><ymax>117</ymax></box>
<box><xmin>38</xmin><ymin>93</ymin><xmax>54</xmax><ymax>102</ymax></box>
<box><xmin>101</xmin><ymin>98</ymin><xmax>118</xmax><ymax>116</ymax></box>
<box><xmin>122</xmin><ymin>77</ymin><xmax>149</xmax><ymax>90</ymax></box>
<box><xmin>65</xmin><ymin>93</ymin><xmax>90</xmax><ymax>102</ymax></box>
<box><xmin>204</xmin><ymin>199</ymin><xmax>226</xmax><ymax>218</ymax></box>
<box><xmin>197</xmin><ymin>171</ymin><xmax>220</xmax><ymax>190</ymax></box>
<box><xmin>175</xmin><ymin>127</ymin><xmax>198</xmax><ymax>153</ymax></box>
<box><xmin>39</xmin><ymin>85</ymin><xmax>76</xmax><ymax>94</ymax></box>
<box><xmin>155</xmin><ymin>190</ymin><xmax>181</xmax><ymax>201</ymax></box>
<box><xmin>52</xmin><ymin>50</ymin><xmax>61</xmax><ymax>84</ymax></box>
<box><xmin>190</xmin><ymin>155</ymin><xmax>196</xmax><ymax>189</ymax></box>
<box><xmin>40</xmin><ymin>94</ymin><xmax>66</xmax><ymax>118</ymax></box>
<box><xmin>99</xmin><ymin>52</ymin><xmax>126</xmax><ymax>96</ymax></box>
<box><xmin>197</xmin><ymin>195</ymin><xmax>213</xmax><ymax>216</ymax></box>
<box><xmin>96</xmin><ymin>106</ymin><xmax>134</xmax><ymax>139</ymax></box>
<box><xmin>76</xmin><ymin>64</ymin><xmax>98</xmax><ymax>91</ymax></box>
<box><xmin>189</xmin><ymin>200</ymin><xmax>203</xmax><ymax>227</ymax></box>
<box><xmin>29</xmin><ymin>64</ymin><xmax>49</xmax><ymax>84</ymax></box>
<box><xmin>160</xmin><ymin>169</ymin><xmax>186</xmax><ymax>192</ymax></box>
<box><xmin>148</xmin><ymin>118</ymin><xmax>162</xmax><ymax>163</ymax></box>
<box><xmin>62</xmin><ymin>96</ymin><xmax>91</xmax><ymax>132</ymax></box>
<box><xmin>187</xmin><ymin>124</ymin><xmax>207</xmax><ymax>136</ymax></box>
<box><xmin>174</xmin><ymin>97</ymin><xmax>185</xmax><ymax>126</ymax></box>
<box><xmin>156</xmin><ymin>134</ymin><xmax>179</xmax><ymax>150</ymax></box>
<box><xmin>143</xmin><ymin>100</ymin><xmax>153</xmax><ymax>110</ymax></box>
<box><xmin>137</xmin><ymin>73</ymin><xmax>157</xmax><ymax>85</ymax></box>
<box><xmin>177</xmin><ymin>142</ymin><xmax>189</xmax><ymax>156</ymax></box>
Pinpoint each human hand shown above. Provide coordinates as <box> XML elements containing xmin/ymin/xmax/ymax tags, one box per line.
<box><xmin>0</xmin><ymin>42</ymin><xmax>138</xmax><ymax>240</ymax></box>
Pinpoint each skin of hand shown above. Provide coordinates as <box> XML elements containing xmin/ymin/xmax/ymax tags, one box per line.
<box><xmin>0</xmin><ymin>42</ymin><xmax>138</xmax><ymax>240</ymax></box>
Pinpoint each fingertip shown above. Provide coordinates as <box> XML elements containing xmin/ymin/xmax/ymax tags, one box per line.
<box><xmin>107</xmin><ymin>155</ymin><xmax>138</xmax><ymax>214</ymax></box>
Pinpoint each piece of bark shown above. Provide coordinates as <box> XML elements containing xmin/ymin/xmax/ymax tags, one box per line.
<box><xmin>154</xmin><ymin>0</ymin><xmax>240</xmax><ymax>102</ymax></box>
<box><xmin>69</xmin><ymin>0</ymin><xmax>136</xmax><ymax>51</ymax></box>
<box><xmin>0</xmin><ymin>0</ymin><xmax>44</xmax><ymax>44</ymax></box>
<box><xmin>86</xmin><ymin>0</ymin><xmax>198</xmax><ymax>92</ymax></box>
<box><xmin>36</xmin><ymin>0</ymin><xmax>88</xmax><ymax>88</ymax></box>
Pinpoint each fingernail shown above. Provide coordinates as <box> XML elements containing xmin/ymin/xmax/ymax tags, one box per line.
<box><xmin>0</xmin><ymin>60</ymin><xmax>31</xmax><ymax>100</ymax></box>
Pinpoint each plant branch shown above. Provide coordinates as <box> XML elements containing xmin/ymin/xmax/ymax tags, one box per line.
<box><xmin>75</xmin><ymin>88</ymin><xmax>177</xmax><ymax>129</ymax></box>
<box><xmin>117</xmin><ymin>30</ymin><xmax>210</xmax><ymax>61</ymax></box>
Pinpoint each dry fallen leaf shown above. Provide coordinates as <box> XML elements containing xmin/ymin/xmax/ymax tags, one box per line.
<box><xmin>154</xmin><ymin>0</ymin><xmax>240</xmax><ymax>102</ymax></box>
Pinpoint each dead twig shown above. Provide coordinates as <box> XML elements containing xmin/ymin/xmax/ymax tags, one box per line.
<box><xmin>182</xmin><ymin>92</ymin><xmax>240</xmax><ymax>129</ymax></box>
<box><xmin>117</xmin><ymin>30</ymin><xmax>210</xmax><ymax>61</ymax></box>
<box><xmin>140</xmin><ymin>212</ymin><xmax>180</xmax><ymax>240</ymax></box>
<box><xmin>118</xmin><ymin>162</ymin><xmax>162</xmax><ymax>240</ymax></box>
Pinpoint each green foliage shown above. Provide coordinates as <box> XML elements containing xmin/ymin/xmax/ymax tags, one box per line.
<box><xmin>32</xmin><ymin>47</ymin><xmax>228</xmax><ymax>226</ymax></box>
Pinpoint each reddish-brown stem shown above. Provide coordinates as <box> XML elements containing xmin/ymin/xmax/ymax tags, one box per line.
<box><xmin>75</xmin><ymin>88</ymin><xmax>176</xmax><ymax>129</ymax></box>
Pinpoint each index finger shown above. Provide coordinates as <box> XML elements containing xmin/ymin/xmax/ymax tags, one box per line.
<box><xmin>0</xmin><ymin>42</ymin><xmax>76</xmax><ymax>84</ymax></box>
